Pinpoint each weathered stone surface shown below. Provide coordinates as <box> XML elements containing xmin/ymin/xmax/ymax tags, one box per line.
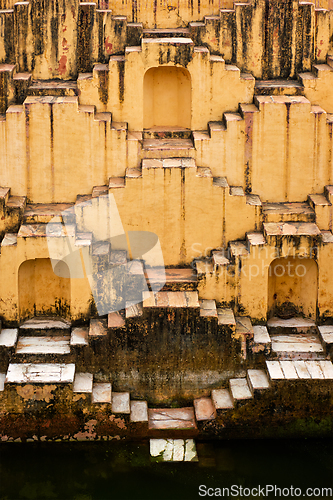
<box><xmin>263</xmin><ymin>222</ymin><xmax>320</xmax><ymax>236</ymax></box>
<box><xmin>235</xmin><ymin>317</ymin><xmax>253</xmax><ymax>336</ymax></box>
<box><xmin>200</xmin><ymin>300</ymin><xmax>217</xmax><ymax>318</ymax></box>
<box><xmin>253</xmin><ymin>325</ymin><xmax>271</xmax><ymax>344</ymax></box>
<box><xmin>229</xmin><ymin>378</ymin><xmax>252</xmax><ymax>401</ymax></box>
<box><xmin>319</xmin><ymin>361</ymin><xmax>333</xmax><ymax>379</ymax></box>
<box><xmin>267</xmin><ymin>317</ymin><xmax>316</xmax><ymax>329</ymax></box>
<box><xmin>0</xmin><ymin>329</ymin><xmax>18</xmax><ymax>347</ymax></box>
<box><xmin>70</xmin><ymin>327</ymin><xmax>89</xmax><ymax>346</ymax></box>
<box><xmin>92</xmin><ymin>383</ymin><xmax>112</xmax><ymax>403</ymax></box>
<box><xmin>20</xmin><ymin>318</ymin><xmax>70</xmax><ymax>330</ymax></box>
<box><xmin>148</xmin><ymin>408</ymin><xmax>197</xmax><ymax>430</ymax></box>
<box><xmin>211</xmin><ymin>389</ymin><xmax>234</xmax><ymax>410</ymax></box>
<box><xmin>126</xmin><ymin>302</ymin><xmax>143</xmax><ymax>319</ymax></box>
<box><xmin>130</xmin><ymin>401</ymin><xmax>148</xmax><ymax>422</ymax></box>
<box><xmin>5</xmin><ymin>363</ymin><xmax>75</xmax><ymax>384</ymax></box>
<box><xmin>112</xmin><ymin>392</ymin><xmax>130</xmax><ymax>414</ymax></box>
<box><xmin>266</xmin><ymin>361</ymin><xmax>285</xmax><ymax>380</ymax></box>
<box><xmin>247</xmin><ymin>369</ymin><xmax>270</xmax><ymax>392</ymax></box>
<box><xmin>293</xmin><ymin>361</ymin><xmax>311</xmax><ymax>379</ymax></box>
<box><xmin>89</xmin><ymin>319</ymin><xmax>108</xmax><ymax>338</ymax></box>
<box><xmin>15</xmin><ymin>336</ymin><xmax>71</xmax><ymax>355</ymax></box>
<box><xmin>193</xmin><ymin>397</ymin><xmax>216</xmax><ymax>421</ymax></box>
<box><xmin>305</xmin><ymin>361</ymin><xmax>324</xmax><ymax>379</ymax></box>
<box><xmin>108</xmin><ymin>312</ymin><xmax>125</xmax><ymax>329</ymax></box>
<box><xmin>73</xmin><ymin>373</ymin><xmax>93</xmax><ymax>393</ymax></box>
<box><xmin>217</xmin><ymin>308</ymin><xmax>235</xmax><ymax>327</ymax></box>
<box><xmin>279</xmin><ymin>361</ymin><xmax>298</xmax><ymax>379</ymax></box>
<box><xmin>270</xmin><ymin>333</ymin><xmax>324</xmax><ymax>359</ymax></box>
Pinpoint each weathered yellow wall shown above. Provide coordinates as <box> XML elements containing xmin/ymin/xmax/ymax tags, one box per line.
<box><xmin>18</xmin><ymin>258</ymin><xmax>71</xmax><ymax>319</ymax></box>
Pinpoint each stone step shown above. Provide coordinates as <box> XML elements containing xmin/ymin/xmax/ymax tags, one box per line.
<box><xmin>142</xmin><ymin>138</ymin><xmax>195</xmax><ymax>159</ymax></box>
<box><xmin>142</xmin><ymin>28</ymin><xmax>191</xmax><ymax>38</ymax></box>
<box><xmin>212</xmin><ymin>250</ymin><xmax>230</xmax><ymax>271</ymax></box>
<box><xmin>5</xmin><ymin>363</ymin><xmax>75</xmax><ymax>384</ymax></box>
<box><xmin>126</xmin><ymin>302</ymin><xmax>143</xmax><ymax>319</ymax></box>
<box><xmin>0</xmin><ymin>329</ymin><xmax>18</xmax><ymax>349</ymax></box>
<box><xmin>253</xmin><ymin>325</ymin><xmax>271</xmax><ymax>350</ymax></box>
<box><xmin>193</xmin><ymin>396</ymin><xmax>216</xmax><ymax>421</ymax></box>
<box><xmin>150</xmin><ymin>438</ymin><xmax>198</xmax><ymax>462</ymax></box>
<box><xmin>246</xmin><ymin>232</ymin><xmax>266</xmax><ymax>247</ymax></box>
<box><xmin>229</xmin><ymin>378</ymin><xmax>253</xmax><ymax>404</ymax></box>
<box><xmin>143</xmin><ymin>127</ymin><xmax>192</xmax><ymax>139</ymax></box>
<box><xmin>254</xmin><ymin>79</ymin><xmax>303</xmax><ymax>96</ymax></box>
<box><xmin>15</xmin><ymin>336</ymin><xmax>71</xmax><ymax>355</ymax></box>
<box><xmin>266</xmin><ymin>360</ymin><xmax>333</xmax><ymax>381</ymax></box>
<box><xmin>199</xmin><ymin>299</ymin><xmax>218</xmax><ymax>318</ymax></box>
<box><xmin>142</xmin><ymin>291</ymin><xmax>199</xmax><ymax>309</ymax></box>
<box><xmin>267</xmin><ymin>316</ymin><xmax>317</xmax><ymax>334</ymax></box>
<box><xmin>217</xmin><ymin>308</ymin><xmax>236</xmax><ymax>329</ymax></box>
<box><xmin>263</xmin><ymin>222</ymin><xmax>321</xmax><ymax>241</ymax></box>
<box><xmin>270</xmin><ymin>332</ymin><xmax>325</xmax><ymax>360</ymax></box>
<box><xmin>108</xmin><ymin>311</ymin><xmax>125</xmax><ymax>329</ymax></box>
<box><xmin>27</xmin><ymin>80</ymin><xmax>78</xmax><ymax>96</ymax></box>
<box><xmin>145</xmin><ymin>268</ymin><xmax>197</xmax><ymax>291</ymax></box>
<box><xmin>73</xmin><ymin>372</ymin><xmax>93</xmax><ymax>393</ymax></box>
<box><xmin>247</xmin><ymin>369</ymin><xmax>270</xmax><ymax>395</ymax></box>
<box><xmin>70</xmin><ymin>327</ymin><xmax>89</xmax><ymax>347</ymax></box>
<box><xmin>148</xmin><ymin>408</ymin><xmax>198</xmax><ymax>437</ymax></box>
<box><xmin>318</xmin><ymin>325</ymin><xmax>333</xmax><ymax>356</ymax></box>
<box><xmin>235</xmin><ymin>317</ymin><xmax>254</xmax><ymax>338</ymax></box>
<box><xmin>112</xmin><ymin>392</ymin><xmax>130</xmax><ymax>414</ymax></box>
<box><xmin>312</xmin><ymin>63</ymin><xmax>333</xmax><ymax>77</ymax></box>
<box><xmin>23</xmin><ymin>203</ymin><xmax>74</xmax><ymax>224</ymax></box>
<box><xmin>130</xmin><ymin>400</ymin><xmax>148</xmax><ymax>423</ymax></box>
<box><xmin>229</xmin><ymin>241</ymin><xmax>249</xmax><ymax>259</ymax></box>
<box><xmin>19</xmin><ymin>317</ymin><xmax>71</xmax><ymax>336</ymax></box>
<box><xmin>89</xmin><ymin>318</ymin><xmax>108</xmax><ymax>338</ymax></box>
<box><xmin>6</xmin><ymin>195</ymin><xmax>26</xmax><ymax>211</ymax></box>
<box><xmin>327</xmin><ymin>55</ymin><xmax>333</xmax><ymax>69</ymax></box>
<box><xmin>92</xmin><ymin>382</ymin><xmax>112</xmax><ymax>403</ymax></box>
<box><xmin>211</xmin><ymin>388</ymin><xmax>234</xmax><ymax>414</ymax></box>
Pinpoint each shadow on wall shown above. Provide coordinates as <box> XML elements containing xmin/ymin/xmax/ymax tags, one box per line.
<box><xmin>143</xmin><ymin>66</ymin><xmax>191</xmax><ymax>129</ymax></box>
<box><xmin>268</xmin><ymin>257</ymin><xmax>318</xmax><ymax>320</ymax></box>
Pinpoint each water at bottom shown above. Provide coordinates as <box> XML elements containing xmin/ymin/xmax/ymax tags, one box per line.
<box><xmin>0</xmin><ymin>438</ymin><xmax>332</xmax><ymax>500</ymax></box>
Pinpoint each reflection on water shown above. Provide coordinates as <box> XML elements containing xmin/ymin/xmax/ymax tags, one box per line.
<box><xmin>0</xmin><ymin>439</ymin><xmax>332</xmax><ymax>500</ymax></box>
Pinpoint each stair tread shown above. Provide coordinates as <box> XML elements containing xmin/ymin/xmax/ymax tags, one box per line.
<box><xmin>193</xmin><ymin>396</ymin><xmax>216</xmax><ymax>421</ymax></box>
<box><xmin>217</xmin><ymin>308</ymin><xmax>236</xmax><ymax>326</ymax></box>
<box><xmin>212</xmin><ymin>251</ymin><xmax>230</xmax><ymax>267</ymax></box>
<box><xmin>200</xmin><ymin>299</ymin><xmax>217</xmax><ymax>318</ymax></box>
<box><xmin>146</xmin><ymin>268</ymin><xmax>197</xmax><ymax>284</ymax></box>
<box><xmin>5</xmin><ymin>363</ymin><xmax>75</xmax><ymax>384</ymax></box>
<box><xmin>112</xmin><ymin>392</ymin><xmax>130</xmax><ymax>414</ymax></box>
<box><xmin>247</xmin><ymin>369</ymin><xmax>270</xmax><ymax>390</ymax></box>
<box><xmin>130</xmin><ymin>400</ymin><xmax>148</xmax><ymax>422</ymax></box>
<box><xmin>318</xmin><ymin>325</ymin><xmax>333</xmax><ymax>345</ymax></box>
<box><xmin>247</xmin><ymin>232</ymin><xmax>266</xmax><ymax>246</ymax></box>
<box><xmin>24</xmin><ymin>203</ymin><xmax>73</xmax><ymax>218</ymax></box>
<box><xmin>211</xmin><ymin>388</ymin><xmax>234</xmax><ymax>410</ymax></box>
<box><xmin>148</xmin><ymin>408</ymin><xmax>197</xmax><ymax>430</ymax></box>
<box><xmin>255</xmin><ymin>79</ymin><xmax>303</xmax><ymax>89</ymax></box>
<box><xmin>92</xmin><ymin>382</ymin><xmax>112</xmax><ymax>403</ymax></box>
<box><xmin>267</xmin><ymin>317</ymin><xmax>316</xmax><ymax>329</ymax></box>
<box><xmin>73</xmin><ymin>372</ymin><xmax>93</xmax><ymax>393</ymax></box>
<box><xmin>266</xmin><ymin>360</ymin><xmax>333</xmax><ymax>380</ymax></box>
<box><xmin>70</xmin><ymin>327</ymin><xmax>89</xmax><ymax>346</ymax></box>
<box><xmin>0</xmin><ymin>329</ymin><xmax>18</xmax><ymax>347</ymax></box>
<box><xmin>229</xmin><ymin>241</ymin><xmax>249</xmax><ymax>257</ymax></box>
<box><xmin>29</xmin><ymin>80</ymin><xmax>78</xmax><ymax>90</ymax></box>
<box><xmin>263</xmin><ymin>222</ymin><xmax>320</xmax><ymax>236</ymax></box>
<box><xmin>1</xmin><ymin>234</ymin><xmax>17</xmax><ymax>247</ymax></box>
<box><xmin>229</xmin><ymin>378</ymin><xmax>252</xmax><ymax>400</ymax></box>
<box><xmin>126</xmin><ymin>302</ymin><xmax>143</xmax><ymax>318</ymax></box>
<box><xmin>142</xmin><ymin>139</ymin><xmax>194</xmax><ymax>150</ymax></box>
<box><xmin>15</xmin><ymin>336</ymin><xmax>71</xmax><ymax>355</ymax></box>
<box><xmin>253</xmin><ymin>325</ymin><xmax>271</xmax><ymax>344</ymax></box>
<box><xmin>308</xmin><ymin>194</ymin><xmax>331</xmax><ymax>206</ymax></box>
<box><xmin>7</xmin><ymin>196</ymin><xmax>26</xmax><ymax>208</ymax></box>
<box><xmin>108</xmin><ymin>312</ymin><xmax>125</xmax><ymax>329</ymax></box>
<box><xmin>89</xmin><ymin>318</ymin><xmax>108</xmax><ymax>337</ymax></box>
<box><xmin>20</xmin><ymin>317</ymin><xmax>71</xmax><ymax>330</ymax></box>
<box><xmin>235</xmin><ymin>317</ymin><xmax>253</xmax><ymax>336</ymax></box>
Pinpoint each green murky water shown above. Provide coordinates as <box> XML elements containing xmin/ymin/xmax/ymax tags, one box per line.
<box><xmin>0</xmin><ymin>439</ymin><xmax>332</xmax><ymax>500</ymax></box>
